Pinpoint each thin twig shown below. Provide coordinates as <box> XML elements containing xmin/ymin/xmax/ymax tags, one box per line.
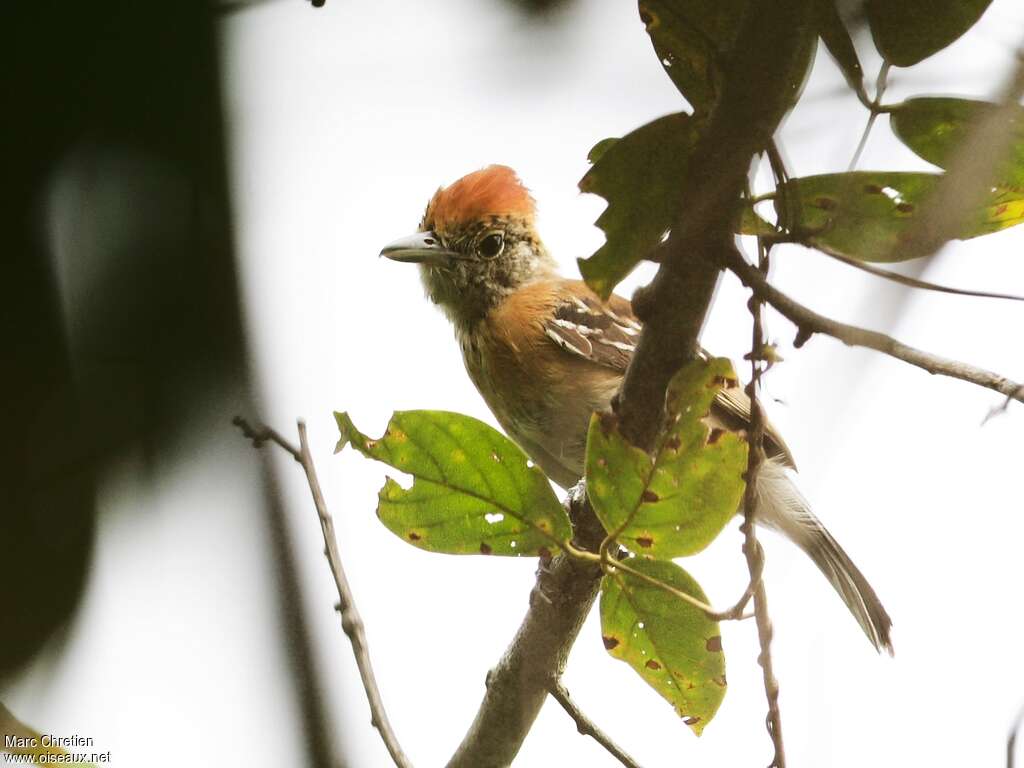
<box><xmin>548</xmin><ymin>680</ymin><xmax>643</xmax><ymax>768</ymax></box>
<box><xmin>848</xmin><ymin>62</ymin><xmax>890</xmax><ymax>172</ymax></box>
<box><xmin>722</xmin><ymin>250</ymin><xmax>1024</xmax><ymax>406</ymax></box>
<box><xmin>233</xmin><ymin>417</ymin><xmax>413</xmax><ymax>768</ymax></box>
<box><xmin>823</xmin><ymin>251</ymin><xmax>1024</xmax><ymax>303</ymax></box>
<box><xmin>743</xmin><ymin>239</ymin><xmax>786</xmax><ymax>767</ymax></box>
<box><xmin>1009</xmin><ymin>700</ymin><xmax>1024</xmax><ymax>768</ymax></box>
<box><xmin>983</xmin><ymin>384</ymin><xmax>1024</xmax><ymax>425</ymax></box>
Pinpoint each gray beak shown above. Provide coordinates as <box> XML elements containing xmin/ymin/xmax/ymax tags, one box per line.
<box><xmin>380</xmin><ymin>231</ymin><xmax>461</xmax><ymax>268</ymax></box>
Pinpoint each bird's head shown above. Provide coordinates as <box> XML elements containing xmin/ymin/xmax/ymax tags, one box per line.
<box><xmin>381</xmin><ymin>165</ymin><xmax>557</xmax><ymax>329</ymax></box>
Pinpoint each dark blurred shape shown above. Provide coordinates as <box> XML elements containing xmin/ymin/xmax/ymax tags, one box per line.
<box><xmin>0</xmin><ymin>2</ymin><xmax>336</xmax><ymax>765</ymax></box>
<box><xmin>503</xmin><ymin>0</ymin><xmax>576</xmax><ymax>17</ymax></box>
<box><xmin>1</xmin><ymin>0</ymin><xmax>244</xmax><ymax>681</ymax></box>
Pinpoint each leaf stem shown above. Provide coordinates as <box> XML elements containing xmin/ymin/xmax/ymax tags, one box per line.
<box><xmin>822</xmin><ymin>251</ymin><xmax>1024</xmax><ymax>302</ymax></box>
<box><xmin>848</xmin><ymin>62</ymin><xmax>891</xmax><ymax>172</ymax></box>
<box><xmin>722</xmin><ymin>250</ymin><xmax>1024</xmax><ymax>406</ymax></box>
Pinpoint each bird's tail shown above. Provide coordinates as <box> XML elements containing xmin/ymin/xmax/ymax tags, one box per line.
<box><xmin>754</xmin><ymin>458</ymin><xmax>894</xmax><ymax>655</ymax></box>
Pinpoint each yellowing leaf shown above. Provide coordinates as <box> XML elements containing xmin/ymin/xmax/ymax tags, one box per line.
<box><xmin>585</xmin><ymin>357</ymin><xmax>748</xmax><ymax>557</ymax></box>
<box><xmin>336</xmin><ymin>411</ymin><xmax>571</xmax><ymax>556</ymax></box>
<box><xmin>781</xmin><ymin>171</ymin><xmax>1024</xmax><ymax>261</ymax></box>
<box><xmin>600</xmin><ymin>558</ymin><xmax>726</xmax><ymax>735</ymax></box>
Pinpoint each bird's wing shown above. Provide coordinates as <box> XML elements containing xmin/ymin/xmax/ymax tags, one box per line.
<box><xmin>543</xmin><ymin>282</ymin><xmax>796</xmax><ymax>468</ymax></box>
<box><xmin>542</xmin><ymin>287</ymin><xmax>640</xmax><ymax>373</ymax></box>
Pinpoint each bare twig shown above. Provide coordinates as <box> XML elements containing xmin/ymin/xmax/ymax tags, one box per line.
<box><xmin>233</xmin><ymin>416</ymin><xmax>413</xmax><ymax>768</ymax></box>
<box><xmin>823</xmin><ymin>251</ymin><xmax>1024</xmax><ymax>303</ymax></box>
<box><xmin>1009</xmin><ymin>700</ymin><xmax>1024</xmax><ymax>768</ymax></box>
<box><xmin>742</xmin><ymin>239</ymin><xmax>786</xmax><ymax>767</ymax></box>
<box><xmin>548</xmin><ymin>680</ymin><xmax>643</xmax><ymax>768</ymax></box>
<box><xmin>983</xmin><ymin>384</ymin><xmax>1024</xmax><ymax>425</ymax></box>
<box><xmin>723</xmin><ymin>250</ymin><xmax>1024</xmax><ymax>406</ymax></box>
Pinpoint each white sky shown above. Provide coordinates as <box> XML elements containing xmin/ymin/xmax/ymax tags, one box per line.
<box><xmin>7</xmin><ymin>1</ymin><xmax>1024</xmax><ymax>767</ymax></box>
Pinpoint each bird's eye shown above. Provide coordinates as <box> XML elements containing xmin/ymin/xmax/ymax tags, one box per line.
<box><xmin>478</xmin><ymin>232</ymin><xmax>504</xmax><ymax>259</ymax></box>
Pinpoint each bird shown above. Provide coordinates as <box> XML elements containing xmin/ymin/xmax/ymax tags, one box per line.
<box><xmin>380</xmin><ymin>164</ymin><xmax>893</xmax><ymax>654</ymax></box>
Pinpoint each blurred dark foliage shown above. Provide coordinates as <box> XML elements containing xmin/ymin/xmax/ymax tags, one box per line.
<box><xmin>504</xmin><ymin>0</ymin><xmax>577</xmax><ymax>17</ymax></box>
<box><xmin>0</xmin><ymin>0</ymin><xmax>242</xmax><ymax>679</ymax></box>
<box><xmin>0</xmin><ymin>2</ymin><xmax>334</xmax><ymax>764</ymax></box>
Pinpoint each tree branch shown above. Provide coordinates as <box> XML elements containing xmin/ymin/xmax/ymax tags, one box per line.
<box><xmin>548</xmin><ymin>680</ymin><xmax>643</xmax><ymax>768</ymax></box>
<box><xmin>446</xmin><ymin>490</ymin><xmax>605</xmax><ymax>768</ymax></box>
<box><xmin>447</xmin><ymin>1</ymin><xmax>814</xmax><ymax>765</ymax></box>
<box><xmin>723</xmin><ymin>249</ymin><xmax>1024</xmax><ymax>405</ymax></box>
<box><xmin>233</xmin><ymin>417</ymin><xmax>413</xmax><ymax>768</ymax></box>
<box><xmin>1009</xmin><ymin>700</ymin><xmax>1024</xmax><ymax>768</ymax></box>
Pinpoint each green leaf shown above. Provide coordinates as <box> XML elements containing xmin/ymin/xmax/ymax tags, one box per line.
<box><xmin>600</xmin><ymin>558</ymin><xmax>726</xmax><ymax>735</ymax></box>
<box><xmin>586</xmin><ymin>136</ymin><xmax>619</xmax><ymax>165</ymax></box>
<box><xmin>737</xmin><ymin>201</ymin><xmax>777</xmax><ymax>237</ymax></box>
<box><xmin>578</xmin><ymin>113</ymin><xmax>702</xmax><ymax>299</ymax></box>
<box><xmin>335</xmin><ymin>411</ymin><xmax>571</xmax><ymax>556</ymax></box>
<box><xmin>578</xmin><ymin>117</ymin><xmax>780</xmax><ymax>297</ymax></box>
<box><xmin>639</xmin><ymin>0</ymin><xmax>816</xmax><ymax>118</ymax></box>
<box><xmin>780</xmin><ymin>171</ymin><xmax>1024</xmax><ymax>261</ymax></box>
<box><xmin>585</xmin><ymin>357</ymin><xmax>748</xmax><ymax>558</ymax></box>
<box><xmin>815</xmin><ymin>0</ymin><xmax>864</xmax><ymax>96</ymax></box>
<box><xmin>890</xmin><ymin>97</ymin><xmax>1024</xmax><ymax>188</ymax></box>
<box><xmin>865</xmin><ymin>0</ymin><xmax>993</xmax><ymax>67</ymax></box>
<box><xmin>637</xmin><ymin>0</ymin><xmax>748</xmax><ymax>113</ymax></box>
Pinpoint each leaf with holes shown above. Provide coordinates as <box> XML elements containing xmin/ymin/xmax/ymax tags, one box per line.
<box><xmin>865</xmin><ymin>0</ymin><xmax>992</xmax><ymax>67</ymax></box>
<box><xmin>335</xmin><ymin>411</ymin><xmax>571</xmax><ymax>556</ymax></box>
<box><xmin>577</xmin><ymin>113</ymin><xmax>702</xmax><ymax>299</ymax></box>
<box><xmin>780</xmin><ymin>171</ymin><xmax>1024</xmax><ymax>262</ymax></box>
<box><xmin>889</xmin><ymin>97</ymin><xmax>1024</xmax><ymax>189</ymax></box>
<box><xmin>600</xmin><ymin>558</ymin><xmax>726</xmax><ymax>735</ymax></box>
<box><xmin>585</xmin><ymin>357</ymin><xmax>747</xmax><ymax>558</ymax></box>
<box><xmin>637</xmin><ymin>0</ymin><xmax>748</xmax><ymax>113</ymax></box>
<box><xmin>639</xmin><ymin>0</ymin><xmax>816</xmax><ymax>117</ymax></box>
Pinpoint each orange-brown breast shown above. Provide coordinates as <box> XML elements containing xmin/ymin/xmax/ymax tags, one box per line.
<box><xmin>458</xmin><ymin>279</ymin><xmax>621</xmax><ymax>488</ymax></box>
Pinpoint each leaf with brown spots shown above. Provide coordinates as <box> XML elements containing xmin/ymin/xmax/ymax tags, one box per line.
<box><xmin>335</xmin><ymin>411</ymin><xmax>571</xmax><ymax>557</ymax></box>
<box><xmin>585</xmin><ymin>357</ymin><xmax>748</xmax><ymax>558</ymax></box>
<box><xmin>600</xmin><ymin>558</ymin><xmax>726</xmax><ymax>735</ymax></box>
<box><xmin>780</xmin><ymin>172</ymin><xmax>1024</xmax><ymax>262</ymax></box>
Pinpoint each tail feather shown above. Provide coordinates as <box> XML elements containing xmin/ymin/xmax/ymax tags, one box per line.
<box><xmin>755</xmin><ymin>459</ymin><xmax>894</xmax><ymax>655</ymax></box>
